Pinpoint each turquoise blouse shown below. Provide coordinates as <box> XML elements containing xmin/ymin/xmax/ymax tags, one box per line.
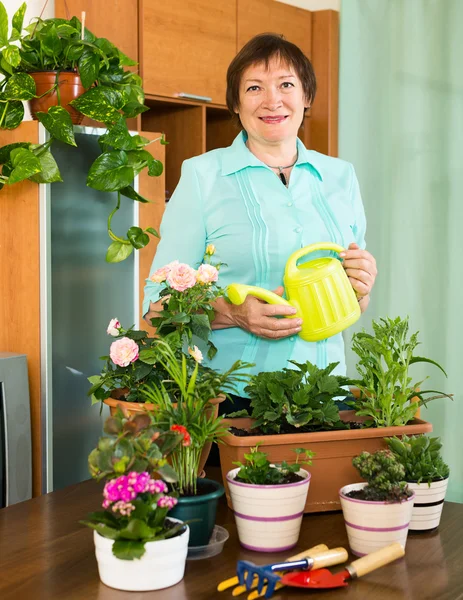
<box><xmin>143</xmin><ymin>132</ymin><xmax>367</xmax><ymax>397</ymax></box>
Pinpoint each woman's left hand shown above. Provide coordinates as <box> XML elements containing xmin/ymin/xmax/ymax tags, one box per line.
<box><xmin>339</xmin><ymin>243</ymin><xmax>377</xmax><ymax>299</ymax></box>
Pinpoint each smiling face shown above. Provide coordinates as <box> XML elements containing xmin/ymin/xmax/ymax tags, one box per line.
<box><xmin>236</xmin><ymin>57</ymin><xmax>308</xmax><ymax>145</ymax></box>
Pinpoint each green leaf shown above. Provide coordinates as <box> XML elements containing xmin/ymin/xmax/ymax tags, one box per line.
<box><xmin>106</xmin><ymin>241</ymin><xmax>133</xmax><ymax>263</ymax></box>
<box><xmin>79</xmin><ymin>521</ymin><xmax>120</xmax><ymax>539</ymax></box>
<box><xmin>409</xmin><ymin>356</ymin><xmax>447</xmax><ymax>377</ymax></box>
<box><xmin>191</xmin><ymin>313</ymin><xmax>211</xmax><ymax>342</ymax></box>
<box><xmin>9</xmin><ymin>27</ymin><xmax>20</xmax><ymax>43</ymax></box>
<box><xmin>66</xmin><ymin>43</ymin><xmax>84</xmax><ymax>61</ymax></box>
<box><xmin>146</xmin><ymin>227</ymin><xmax>159</xmax><ymax>238</ymax></box>
<box><xmin>8</xmin><ymin>147</ymin><xmax>41</xmax><ymax>184</ymax></box>
<box><xmin>87</xmin><ymin>150</ymin><xmax>134</xmax><ymax>191</ymax></box>
<box><xmin>112</xmin><ymin>540</ymin><xmax>145</xmax><ymax>560</ymax></box>
<box><xmin>138</xmin><ymin>349</ymin><xmax>157</xmax><ymax>365</ymax></box>
<box><xmin>0</xmin><ymin>2</ymin><xmax>8</xmax><ymax>46</ymax></box>
<box><xmin>122</xmin><ymin>101</ymin><xmax>149</xmax><ymax>119</ymax></box>
<box><xmin>127</xmin><ymin>226</ymin><xmax>150</xmax><ymax>249</ymax></box>
<box><xmin>3</xmin><ymin>73</ymin><xmax>36</xmax><ymax>100</ymax></box>
<box><xmin>118</xmin><ymin>49</ymin><xmax>137</xmax><ymax>66</ymax></box>
<box><xmin>0</xmin><ymin>142</ymin><xmax>29</xmax><ymax>163</ymax></box>
<box><xmin>126</xmin><ymin>149</ymin><xmax>162</xmax><ymax>177</ymax></box>
<box><xmin>120</xmin><ymin>185</ymin><xmax>150</xmax><ymax>203</ymax></box>
<box><xmin>78</xmin><ymin>47</ymin><xmax>100</xmax><ymax>89</ymax></box>
<box><xmin>36</xmin><ymin>106</ymin><xmax>77</xmax><ymax>146</ymax></box>
<box><xmin>12</xmin><ymin>3</ymin><xmax>26</xmax><ymax>34</ymax></box>
<box><xmin>119</xmin><ymin>518</ymin><xmax>154</xmax><ymax>541</ymax></box>
<box><xmin>3</xmin><ymin>45</ymin><xmax>20</xmax><ymax>67</ymax></box>
<box><xmin>98</xmin><ymin>117</ymin><xmax>137</xmax><ymax>151</ymax></box>
<box><xmin>1</xmin><ymin>100</ymin><xmax>23</xmax><ymax>129</ymax></box>
<box><xmin>70</xmin><ymin>87</ymin><xmax>121</xmax><ymax>124</ymax></box>
<box><xmin>42</xmin><ymin>25</ymin><xmax>62</xmax><ymax>57</ymax></box>
<box><xmin>30</xmin><ymin>149</ymin><xmax>62</xmax><ymax>183</ymax></box>
<box><xmin>56</xmin><ymin>23</ymin><xmax>80</xmax><ymax>38</ymax></box>
<box><xmin>0</xmin><ymin>57</ymin><xmax>13</xmax><ymax>75</ymax></box>
<box><xmin>147</xmin><ymin>158</ymin><xmax>163</xmax><ymax>177</ymax></box>
<box><xmin>156</xmin><ymin>463</ymin><xmax>178</xmax><ymax>483</ymax></box>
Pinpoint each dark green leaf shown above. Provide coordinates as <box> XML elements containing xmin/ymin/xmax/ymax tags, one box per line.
<box><xmin>127</xmin><ymin>226</ymin><xmax>150</xmax><ymax>249</ymax></box>
<box><xmin>66</xmin><ymin>43</ymin><xmax>84</xmax><ymax>61</ymax></box>
<box><xmin>3</xmin><ymin>73</ymin><xmax>36</xmax><ymax>100</ymax></box>
<box><xmin>94</xmin><ymin>37</ymin><xmax>115</xmax><ymax>57</ymax></box>
<box><xmin>12</xmin><ymin>3</ymin><xmax>26</xmax><ymax>35</ymax></box>
<box><xmin>146</xmin><ymin>227</ymin><xmax>159</xmax><ymax>238</ymax></box>
<box><xmin>122</xmin><ymin>101</ymin><xmax>149</xmax><ymax>119</ymax></box>
<box><xmin>0</xmin><ymin>57</ymin><xmax>13</xmax><ymax>75</ymax></box>
<box><xmin>119</xmin><ymin>518</ymin><xmax>154</xmax><ymax>541</ymax></box>
<box><xmin>0</xmin><ymin>100</ymin><xmax>24</xmax><ymax>129</ymax></box>
<box><xmin>77</xmin><ymin>47</ymin><xmax>100</xmax><ymax>89</ymax></box>
<box><xmin>98</xmin><ymin>117</ymin><xmax>137</xmax><ymax>151</ymax></box>
<box><xmin>0</xmin><ymin>2</ymin><xmax>8</xmax><ymax>46</ymax></box>
<box><xmin>79</xmin><ymin>521</ymin><xmax>120</xmax><ymax>539</ymax></box>
<box><xmin>156</xmin><ymin>463</ymin><xmax>178</xmax><ymax>483</ymax></box>
<box><xmin>409</xmin><ymin>356</ymin><xmax>447</xmax><ymax>377</ymax></box>
<box><xmin>36</xmin><ymin>106</ymin><xmax>77</xmax><ymax>146</ymax></box>
<box><xmin>120</xmin><ymin>185</ymin><xmax>150</xmax><ymax>203</ymax></box>
<box><xmin>112</xmin><ymin>540</ymin><xmax>145</xmax><ymax>560</ymax></box>
<box><xmin>70</xmin><ymin>87</ymin><xmax>121</xmax><ymax>124</ymax></box>
<box><xmin>147</xmin><ymin>158</ymin><xmax>163</xmax><ymax>177</ymax></box>
<box><xmin>138</xmin><ymin>349</ymin><xmax>157</xmax><ymax>365</ymax></box>
<box><xmin>30</xmin><ymin>148</ymin><xmax>62</xmax><ymax>183</ymax></box>
<box><xmin>8</xmin><ymin>147</ymin><xmax>41</xmax><ymax>184</ymax></box>
<box><xmin>56</xmin><ymin>23</ymin><xmax>80</xmax><ymax>38</ymax></box>
<box><xmin>87</xmin><ymin>150</ymin><xmax>134</xmax><ymax>191</ymax></box>
<box><xmin>106</xmin><ymin>241</ymin><xmax>133</xmax><ymax>263</ymax></box>
<box><xmin>133</xmin><ymin>362</ymin><xmax>152</xmax><ymax>381</ymax></box>
<box><xmin>118</xmin><ymin>49</ymin><xmax>137</xmax><ymax>66</ymax></box>
<box><xmin>42</xmin><ymin>25</ymin><xmax>62</xmax><ymax>57</ymax></box>
<box><xmin>0</xmin><ymin>142</ymin><xmax>29</xmax><ymax>163</ymax></box>
<box><xmin>191</xmin><ymin>313</ymin><xmax>211</xmax><ymax>342</ymax></box>
<box><xmin>3</xmin><ymin>45</ymin><xmax>20</xmax><ymax>67</ymax></box>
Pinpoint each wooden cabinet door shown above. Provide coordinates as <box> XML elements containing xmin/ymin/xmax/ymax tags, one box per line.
<box><xmin>237</xmin><ymin>0</ymin><xmax>312</xmax><ymax>58</ymax></box>
<box><xmin>140</xmin><ymin>0</ymin><xmax>236</xmax><ymax>105</ymax></box>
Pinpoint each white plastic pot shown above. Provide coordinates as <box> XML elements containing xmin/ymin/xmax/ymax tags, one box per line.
<box><xmin>339</xmin><ymin>482</ymin><xmax>415</xmax><ymax>556</ymax></box>
<box><xmin>93</xmin><ymin>519</ymin><xmax>189</xmax><ymax>591</ymax></box>
<box><xmin>407</xmin><ymin>477</ymin><xmax>448</xmax><ymax>532</ymax></box>
<box><xmin>226</xmin><ymin>467</ymin><xmax>311</xmax><ymax>552</ymax></box>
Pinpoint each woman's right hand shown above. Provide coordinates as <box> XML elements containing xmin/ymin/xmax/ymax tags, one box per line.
<box><xmin>218</xmin><ymin>286</ymin><xmax>303</xmax><ymax>339</ymax></box>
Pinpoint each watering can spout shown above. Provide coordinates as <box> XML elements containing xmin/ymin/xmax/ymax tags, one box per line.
<box><xmin>227</xmin><ymin>243</ymin><xmax>361</xmax><ymax>342</ymax></box>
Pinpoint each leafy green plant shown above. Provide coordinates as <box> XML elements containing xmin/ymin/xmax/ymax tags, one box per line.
<box><xmin>351</xmin><ymin>449</ymin><xmax>411</xmax><ymax>502</ymax></box>
<box><xmin>234</xmin><ymin>360</ymin><xmax>350</xmax><ymax>434</ymax></box>
<box><xmin>384</xmin><ymin>434</ymin><xmax>450</xmax><ymax>485</ymax></box>
<box><xmin>82</xmin><ymin>410</ymin><xmax>185</xmax><ymax>560</ymax></box>
<box><xmin>233</xmin><ymin>444</ymin><xmax>314</xmax><ymax>485</ymax></box>
<box><xmin>0</xmin><ymin>3</ymin><xmax>163</xmax><ymax>262</ymax></box>
<box><xmin>348</xmin><ymin>316</ymin><xmax>452</xmax><ymax>427</ymax></box>
<box><xmin>141</xmin><ymin>340</ymin><xmax>250</xmax><ymax>496</ymax></box>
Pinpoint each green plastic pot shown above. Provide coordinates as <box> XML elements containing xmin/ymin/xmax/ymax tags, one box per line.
<box><xmin>170</xmin><ymin>478</ymin><xmax>224</xmax><ymax>547</ymax></box>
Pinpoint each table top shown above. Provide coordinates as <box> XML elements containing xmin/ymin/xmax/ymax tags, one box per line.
<box><xmin>1</xmin><ymin>471</ymin><xmax>462</xmax><ymax>600</ymax></box>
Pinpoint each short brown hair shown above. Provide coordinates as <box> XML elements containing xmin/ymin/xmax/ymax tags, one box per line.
<box><xmin>226</xmin><ymin>33</ymin><xmax>317</xmax><ymax>128</ymax></box>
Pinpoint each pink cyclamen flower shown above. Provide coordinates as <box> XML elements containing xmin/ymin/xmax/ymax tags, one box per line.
<box><xmin>196</xmin><ymin>263</ymin><xmax>219</xmax><ymax>285</ymax></box>
<box><xmin>157</xmin><ymin>496</ymin><xmax>178</xmax><ymax>510</ymax></box>
<box><xmin>166</xmin><ymin>262</ymin><xmax>197</xmax><ymax>292</ymax></box>
<box><xmin>106</xmin><ymin>318</ymin><xmax>121</xmax><ymax>337</ymax></box>
<box><xmin>188</xmin><ymin>345</ymin><xmax>203</xmax><ymax>364</ymax></box>
<box><xmin>150</xmin><ymin>260</ymin><xmax>179</xmax><ymax>283</ymax></box>
<box><xmin>110</xmin><ymin>337</ymin><xmax>139</xmax><ymax>367</ymax></box>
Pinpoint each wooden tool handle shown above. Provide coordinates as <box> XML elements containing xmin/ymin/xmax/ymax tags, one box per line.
<box><xmin>349</xmin><ymin>543</ymin><xmax>405</xmax><ymax>578</ymax></box>
<box><xmin>310</xmin><ymin>547</ymin><xmax>349</xmax><ymax>569</ymax></box>
<box><xmin>288</xmin><ymin>544</ymin><xmax>328</xmax><ymax>561</ymax></box>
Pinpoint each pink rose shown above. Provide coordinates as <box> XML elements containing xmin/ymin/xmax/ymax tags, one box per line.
<box><xmin>196</xmin><ymin>263</ymin><xmax>219</xmax><ymax>284</ymax></box>
<box><xmin>106</xmin><ymin>318</ymin><xmax>121</xmax><ymax>337</ymax></box>
<box><xmin>167</xmin><ymin>263</ymin><xmax>197</xmax><ymax>292</ymax></box>
<box><xmin>150</xmin><ymin>260</ymin><xmax>179</xmax><ymax>283</ymax></box>
<box><xmin>110</xmin><ymin>337</ymin><xmax>139</xmax><ymax>367</ymax></box>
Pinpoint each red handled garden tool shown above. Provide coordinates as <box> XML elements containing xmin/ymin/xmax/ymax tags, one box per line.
<box><xmin>236</xmin><ymin>546</ymin><xmax>348</xmax><ymax>597</ymax></box>
<box><xmin>260</xmin><ymin>542</ymin><xmax>405</xmax><ymax>598</ymax></box>
<box><xmin>217</xmin><ymin>545</ymin><xmax>329</xmax><ymax>594</ymax></box>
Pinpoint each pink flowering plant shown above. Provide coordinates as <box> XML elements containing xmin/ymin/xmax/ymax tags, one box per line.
<box><xmin>81</xmin><ymin>411</ymin><xmax>187</xmax><ymax>560</ymax></box>
<box><xmin>148</xmin><ymin>245</ymin><xmax>225</xmax><ymax>359</ymax></box>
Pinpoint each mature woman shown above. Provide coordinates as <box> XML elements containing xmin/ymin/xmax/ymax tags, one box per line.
<box><xmin>143</xmin><ymin>33</ymin><xmax>377</xmax><ymax>405</ymax></box>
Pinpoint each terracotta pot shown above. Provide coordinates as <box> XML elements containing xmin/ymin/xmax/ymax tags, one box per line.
<box><xmin>28</xmin><ymin>71</ymin><xmax>86</xmax><ymax>124</ymax></box>
<box><xmin>104</xmin><ymin>394</ymin><xmax>225</xmax><ymax>476</ymax></box>
<box><xmin>218</xmin><ymin>410</ymin><xmax>432</xmax><ymax>514</ymax></box>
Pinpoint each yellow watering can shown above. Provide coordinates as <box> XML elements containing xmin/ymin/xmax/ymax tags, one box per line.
<box><xmin>227</xmin><ymin>242</ymin><xmax>361</xmax><ymax>342</ymax></box>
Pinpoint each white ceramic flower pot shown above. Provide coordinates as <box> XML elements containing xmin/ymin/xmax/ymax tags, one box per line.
<box><xmin>407</xmin><ymin>477</ymin><xmax>449</xmax><ymax>532</ymax></box>
<box><xmin>93</xmin><ymin>519</ymin><xmax>189</xmax><ymax>591</ymax></box>
<box><xmin>339</xmin><ymin>482</ymin><xmax>415</xmax><ymax>556</ymax></box>
<box><xmin>226</xmin><ymin>467</ymin><xmax>311</xmax><ymax>552</ymax></box>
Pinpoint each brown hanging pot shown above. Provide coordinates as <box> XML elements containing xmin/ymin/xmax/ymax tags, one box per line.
<box><xmin>28</xmin><ymin>71</ymin><xmax>86</xmax><ymax>124</ymax></box>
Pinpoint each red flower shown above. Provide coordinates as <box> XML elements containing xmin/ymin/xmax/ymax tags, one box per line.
<box><xmin>170</xmin><ymin>424</ymin><xmax>191</xmax><ymax>447</ymax></box>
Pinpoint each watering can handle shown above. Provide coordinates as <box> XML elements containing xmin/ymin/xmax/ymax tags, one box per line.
<box><xmin>286</xmin><ymin>242</ymin><xmax>345</xmax><ymax>278</ymax></box>
<box><xmin>227</xmin><ymin>284</ymin><xmax>293</xmax><ymax>308</ymax></box>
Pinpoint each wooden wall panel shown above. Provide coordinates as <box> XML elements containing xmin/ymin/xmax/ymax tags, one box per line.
<box><xmin>138</xmin><ymin>132</ymin><xmax>166</xmax><ymax>335</ymax></box>
<box><xmin>0</xmin><ymin>121</ymin><xmax>42</xmax><ymax>496</ymax></box>
<box><xmin>311</xmin><ymin>10</ymin><xmax>339</xmax><ymax>156</ymax></box>
<box><xmin>237</xmin><ymin>0</ymin><xmax>312</xmax><ymax>58</ymax></box>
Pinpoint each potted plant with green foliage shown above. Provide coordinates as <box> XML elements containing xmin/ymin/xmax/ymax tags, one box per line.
<box><xmin>385</xmin><ymin>434</ymin><xmax>449</xmax><ymax>532</ymax></box>
<box><xmin>227</xmin><ymin>445</ymin><xmax>313</xmax><ymax>552</ymax></box>
<box><xmin>0</xmin><ymin>3</ymin><xmax>162</xmax><ymax>262</ymax></box>
<box><xmin>81</xmin><ymin>410</ymin><xmax>189</xmax><ymax>592</ymax></box>
<box><xmin>219</xmin><ymin>316</ymin><xmax>448</xmax><ymax>513</ymax></box>
<box><xmin>339</xmin><ymin>449</ymin><xmax>415</xmax><ymax>556</ymax></box>
<box><xmin>140</xmin><ymin>340</ymin><xmax>231</xmax><ymax>549</ymax></box>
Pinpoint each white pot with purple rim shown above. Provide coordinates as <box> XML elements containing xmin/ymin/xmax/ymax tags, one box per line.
<box><xmin>339</xmin><ymin>482</ymin><xmax>415</xmax><ymax>557</ymax></box>
<box><xmin>226</xmin><ymin>467</ymin><xmax>311</xmax><ymax>552</ymax></box>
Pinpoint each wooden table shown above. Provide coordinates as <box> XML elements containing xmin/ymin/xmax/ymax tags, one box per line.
<box><xmin>1</xmin><ymin>472</ymin><xmax>462</xmax><ymax>600</ymax></box>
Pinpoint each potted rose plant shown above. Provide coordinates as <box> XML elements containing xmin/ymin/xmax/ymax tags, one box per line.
<box><xmin>339</xmin><ymin>449</ymin><xmax>415</xmax><ymax>556</ymax></box>
<box><xmin>227</xmin><ymin>445</ymin><xmax>313</xmax><ymax>552</ymax></box>
<box><xmin>219</xmin><ymin>316</ymin><xmax>447</xmax><ymax>513</ymax></box>
<box><xmin>81</xmin><ymin>410</ymin><xmax>189</xmax><ymax>591</ymax></box>
<box><xmin>385</xmin><ymin>434</ymin><xmax>450</xmax><ymax>532</ymax></box>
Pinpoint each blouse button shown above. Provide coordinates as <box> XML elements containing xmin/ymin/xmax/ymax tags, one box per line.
<box><xmin>287</xmin><ymin>202</ymin><xmax>293</xmax><ymax>207</ymax></box>
<box><xmin>294</xmin><ymin>226</ymin><xmax>302</xmax><ymax>233</ymax></box>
